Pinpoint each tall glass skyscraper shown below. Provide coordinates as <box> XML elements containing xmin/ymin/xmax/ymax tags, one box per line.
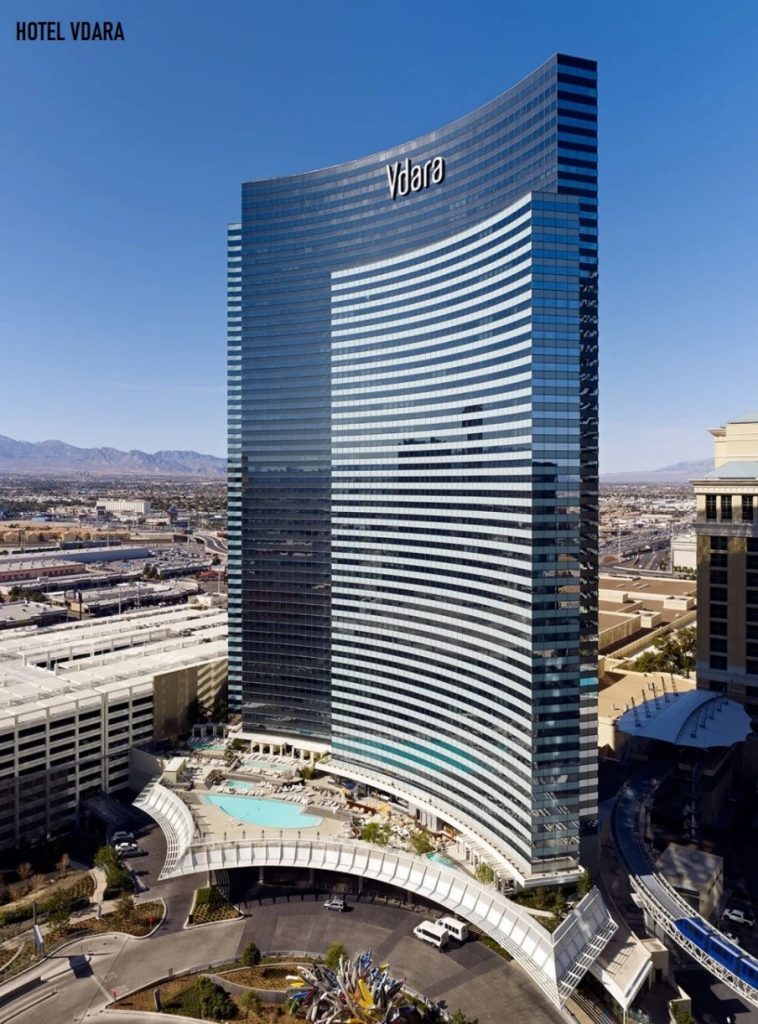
<box><xmin>228</xmin><ymin>53</ymin><xmax>598</xmax><ymax>878</ymax></box>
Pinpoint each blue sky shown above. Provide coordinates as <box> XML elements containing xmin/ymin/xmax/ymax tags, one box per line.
<box><xmin>2</xmin><ymin>0</ymin><xmax>757</xmax><ymax>471</ymax></box>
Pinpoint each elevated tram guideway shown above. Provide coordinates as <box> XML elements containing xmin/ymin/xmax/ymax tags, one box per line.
<box><xmin>136</xmin><ymin>779</ymin><xmax>616</xmax><ymax>1008</ymax></box>
<box><xmin>612</xmin><ymin>771</ymin><xmax>758</xmax><ymax>1007</ymax></box>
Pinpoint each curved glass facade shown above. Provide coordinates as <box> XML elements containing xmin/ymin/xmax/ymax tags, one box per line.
<box><xmin>229</xmin><ymin>53</ymin><xmax>598</xmax><ymax>876</ymax></box>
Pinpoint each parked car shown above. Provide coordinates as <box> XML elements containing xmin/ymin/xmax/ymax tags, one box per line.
<box><xmin>112</xmin><ymin>830</ymin><xmax>134</xmax><ymax>844</ymax></box>
<box><xmin>723</xmin><ymin>908</ymin><xmax>756</xmax><ymax>928</ymax></box>
<box><xmin>116</xmin><ymin>843</ymin><xmax>142</xmax><ymax>858</ymax></box>
<box><xmin>323</xmin><ymin>896</ymin><xmax>346</xmax><ymax>912</ymax></box>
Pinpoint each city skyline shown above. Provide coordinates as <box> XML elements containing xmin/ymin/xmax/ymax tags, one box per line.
<box><xmin>3</xmin><ymin>0</ymin><xmax>758</xmax><ymax>471</ymax></box>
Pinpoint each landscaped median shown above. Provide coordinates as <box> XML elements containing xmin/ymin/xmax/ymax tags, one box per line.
<box><xmin>0</xmin><ymin>897</ymin><xmax>165</xmax><ymax>982</ymax></box>
<box><xmin>111</xmin><ymin>945</ymin><xmax>480</xmax><ymax>1023</ymax></box>
<box><xmin>114</xmin><ymin>961</ymin><xmax>300</xmax><ymax>1021</ymax></box>
<box><xmin>187</xmin><ymin>884</ymin><xmax>242</xmax><ymax>926</ymax></box>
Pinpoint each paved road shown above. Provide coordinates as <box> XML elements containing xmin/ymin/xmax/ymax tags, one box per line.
<box><xmin>1</xmin><ymin>902</ymin><xmax>563</xmax><ymax>1024</ymax></box>
<box><xmin>0</xmin><ymin>825</ymin><xmax>565</xmax><ymax>1024</ymax></box>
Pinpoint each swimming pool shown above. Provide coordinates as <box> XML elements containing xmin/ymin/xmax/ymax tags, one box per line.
<box><xmin>204</xmin><ymin>794</ymin><xmax>323</xmax><ymax>829</ymax></box>
<box><xmin>427</xmin><ymin>851</ymin><xmax>457</xmax><ymax>869</ymax></box>
<box><xmin>243</xmin><ymin>758</ymin><xmax>295</xmax><ymax>775</ymax></box>
<box><xmin>190</xmin><ymin>740</ymin><xmax>227</xmax><ymax>753</ymax></box>
<box><xmin>224</xmin><ymin>781</ymin><xmax>253</xmax><ymax>793</ymax></box>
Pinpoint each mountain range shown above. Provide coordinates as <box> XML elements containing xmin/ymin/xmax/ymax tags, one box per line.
<box><xmin>0</xmin><ymin>435</ymin><xmax>226</xmax><ymax>478</ymax></box>
<box><xmin>600</xmin><ymin>459</ymin><xmax>713</xmax><ymax>484</ymax></box>
<box><xmin>0</xmin><ymin>433</ymin><xmax>713</xmax><ymax>483</ymax></box>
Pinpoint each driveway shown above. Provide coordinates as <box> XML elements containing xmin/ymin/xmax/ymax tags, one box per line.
<box><xmin>0</xmin><ymin>879</ymin><xmax>564</xmax><ymax>1024</ymax></box>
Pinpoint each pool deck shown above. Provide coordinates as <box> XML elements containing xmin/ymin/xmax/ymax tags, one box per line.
<box><xmin>188</xmin><ymin>790</ymin><xmax>348</xmax><ymax>843</ymax></box>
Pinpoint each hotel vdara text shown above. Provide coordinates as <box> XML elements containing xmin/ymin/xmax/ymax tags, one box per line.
<box><xmin>386</xmin><ymin>157</ymin><xmax>445</xmax><ymax>200</ymax></box>
<box><xmin>16</xmin><ymin>22</ymin><xmax>125</xmax><ymax>40</ymax></box>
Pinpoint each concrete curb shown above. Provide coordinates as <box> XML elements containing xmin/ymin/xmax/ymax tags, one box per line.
<box><xmin>104</xmin><ymin>950</ymin><xmax>324</xmax><ymax>1015</ymax></box>
<box><xmin>0</xmin><ymin>900</ymin><xmax>167</xmax><ymax>992</ymax></box>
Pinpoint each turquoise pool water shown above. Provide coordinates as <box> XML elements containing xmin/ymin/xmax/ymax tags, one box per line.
<box><xmin>190</xmin><ymin>740</ymin><xmax>226</xmax><ymax>753</ymax></box>
<box><xmin>427</xmin><ymin>851</ymin><xmax>457</xmax><ymax>869</ymax></box>
<box><xmin>224</xmin><ymin>781</ymin><xmax>252</xmax><ymax>793</ymax></box>
<box><xmin>204</xmin><ymin>794</ymin><xmax>323</xmax><ymax>828</ymax></box>
<box><xmin>244</xmin><ymin>759</ymin><xmax>294</xmax><ymax>774</ymax></box>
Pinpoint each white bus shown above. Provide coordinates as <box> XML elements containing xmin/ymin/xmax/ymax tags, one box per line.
<box><xmin>413</xmin><ymin>920</ymin><xmax>450</xmax><ymax>949</ymax></box>
<box><xmin>437</xmin><ymin>916</ymin><xmax>469</xmax><ymax>943</ymax></box>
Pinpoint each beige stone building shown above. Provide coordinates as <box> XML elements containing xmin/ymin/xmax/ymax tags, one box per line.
<box><xmin>692</xmin><ymin>413</ymin><xmax>758</xmax><ymax>727</ymax></box>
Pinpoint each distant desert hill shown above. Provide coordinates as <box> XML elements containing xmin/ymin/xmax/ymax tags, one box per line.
<box><xmin>0</xmin><ymin>435</ymin><xmax>225</xmax><ymax>478</ymax></box>
<box><xmin>601</xmin><ymin>459</ymin><xmax>713</xmax><ymax>484</ymax></box>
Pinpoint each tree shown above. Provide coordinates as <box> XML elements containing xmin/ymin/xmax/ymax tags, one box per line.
<box><xmin>212</xmin><ymin>554</ymin><xmax>221</xmax><ymax>566</ymax></box>
<box><xmin>408</xmin><ymin>830</ymin><xmax>434</xmax><ymax>855</ymax></box>
<box><xmin>474</xmin><ymin>863</ymin><xmax>495</xmax><ymax>886</ymax></box>
<box><xmin>116</xmin><ymin>893</ymin><xmax>135</xmax><ymax>921</ymax></box>
<box><xmin>210</xmin><ymin>699</ymin><xmax>229</xmax><ymax>724</ymax></box>
<box><xmin>241</xmin><ymin>941</ymin><xmax>261</xmax><ymax>966</ymax></box>
<box><xmin>360</xmin><ymin>822</ymin><xmax>390</xmax><ymax>846</ymax></box>
<box><xmin>194</xmin><ymin>976</ymin><xmax>236</xmax><ymax>1019</ymax></box>
<box><xmin>324</xmin><ymin>942</ymin><xmax>348</xmax><ymax>971</ymax></box>
<box><xmin>56</xmin><ymin>852</ymin><xmax>70</xmax><ymax>876</ymax></box>
<box><xmin>95</xmin><ymin>846</ymin><xmax>119</xmax><ymax>871</ymax></box>
<box><xmin>532</xmin><ymin>887</ymin><xmax>549</xmax><ymax>910</ymax></box>
<box><xmin>95</xmin><ymin>845</ymin><xmax>132</xmax><ymax>896</ymax></box>
<box><xmin>633</xmin><ymin>627</ymin><xmax>697</xmax><ymax>677</ymax></box>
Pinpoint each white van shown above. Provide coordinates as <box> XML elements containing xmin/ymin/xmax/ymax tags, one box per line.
<box><xmin>723</xmin><ymin>908</ymin><xmax>756</xmax><ymax>928</ymax></box>
<box><xmin>438</xmin><ymin>916</ymin><xmax>469</xmax><ymax>943</ymax></box>
<box><xmin>413</xmin><ymin>920</ymin><xmax>449</xmax><ymax>949</ymax></box>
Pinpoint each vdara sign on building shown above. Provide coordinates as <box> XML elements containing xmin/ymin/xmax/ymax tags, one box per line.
<box><xmin>386</xmin><ymin>157</ymin><xmax>445</xmax><ymax>200</ymax></box>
